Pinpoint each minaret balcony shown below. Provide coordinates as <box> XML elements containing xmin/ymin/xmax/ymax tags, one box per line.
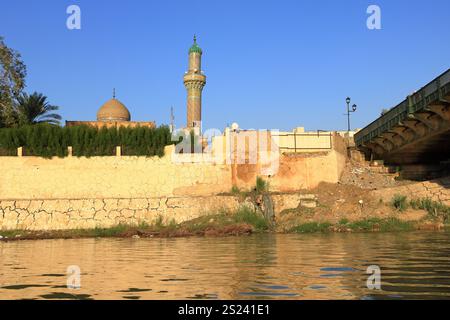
<box><xmin>183</xmin><ymin>73</ymin><xmax>206</xmax><ymax>83</ymax></box>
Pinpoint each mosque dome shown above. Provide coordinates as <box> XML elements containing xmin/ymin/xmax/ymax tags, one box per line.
<box><xmin>97</xmin><ymin>97</ymin><xmax>131</xmax><ymax>122</ymax></box>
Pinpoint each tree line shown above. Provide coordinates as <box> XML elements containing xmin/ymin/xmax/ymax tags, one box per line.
<box><xmin>1</xmin><ymin>36</ymin><xmax>61</xmax><ymax>128</ymax></box>
<box><xmin>0</xmin><ymin>124</ymin><xmax>175</xmax><ymax>158</ymax></box>
<box><xmin>0</xmin><ymin>36</ymin><xmax>177</xmax><ymax>158</ymax></box>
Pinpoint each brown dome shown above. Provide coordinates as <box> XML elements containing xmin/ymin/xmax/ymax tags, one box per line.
<box><xmin>97</xmin><ymin>98</ymin><xmax>131</xmax><ymax>121</ymax></box>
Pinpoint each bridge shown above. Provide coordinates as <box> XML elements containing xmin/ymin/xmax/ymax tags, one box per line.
<box><xmin>354</xmin><ymin>69</ymin><xmax>450</xmax><ymax>166</ymax></box>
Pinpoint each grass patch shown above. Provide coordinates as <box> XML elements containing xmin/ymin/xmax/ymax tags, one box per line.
<box><xmin>173</xmin><ymin>206</ymin><xmax>269</xmax><ymax>233</ymax></box>
<box><xmin>0</xmin><ymin>224</ymin><xmax>131</xmax><ymax>239</ymax></box>
<box><xmin>154</xmin><ymin>215</ymin><xmax>164</xmax><ymax>229</ymax></box>
<box><xmin>290</xmin><ymin>217</ymin><xmax>415</xmax><ymax>234</ymax></box>
<box><xmin>231</xmin><ymin>186</ymin><xmax>241</xmax><ymax>196</ymax></box>
<box><xmin>346</xmin><ymin>217</ymin><xmax>413</xmax><ymax>232</ymax></box>
<box><xmin>0</xmin><ymin>230</ymin><xmax>24</xmax><ymax>238</ymax></box>
<box><xmin>290</xmin><ymin>222</ymin><xmax>332</xmax><ymax>233</ymax></box>
<box><xmin>391</xmin><ymin>194</ymin><xmax>409</xmax><ymax>212</ymax></box>
<box><xmin>229</xmin><ymin>186</ymin><xmax>251</xmax><ymax>199</ymax></box>
<box><xmin>410</xmin><ymin>198</ymin><xmax>450</xmax><ymax>222</ymax></box>
<box><xmin>233</xmin><ymin>206</ymin><xmax>269</xmax><ymax>231</ymax></box>
<box><xmin>86</xmin><ymin>225</ymin><xmax>129</xmax><ymax>237</ymax></box>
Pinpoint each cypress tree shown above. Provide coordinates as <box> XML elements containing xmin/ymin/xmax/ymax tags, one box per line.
<box><xmin>0</xmin><ymin>124</ymin><xmax>173</xmax><ymax>158</ymax></box>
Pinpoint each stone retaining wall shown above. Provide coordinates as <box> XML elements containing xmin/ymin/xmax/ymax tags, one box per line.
<box><xmin>0</xmin><ymin>194</ymin><xmax>302</xmax><ymax>231</ymax></box>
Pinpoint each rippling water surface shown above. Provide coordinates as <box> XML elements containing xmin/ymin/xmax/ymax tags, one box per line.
<box><xmin>1</xmin><ymin>232</ymin><xmax>450</xmax><ymax>299</ymax></box>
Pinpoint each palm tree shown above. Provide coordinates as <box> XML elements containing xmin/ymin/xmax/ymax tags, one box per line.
<box><xmin>16</xmin><ymin>92</ymin><xmax>62</xmax><ymax>125</ymax></box>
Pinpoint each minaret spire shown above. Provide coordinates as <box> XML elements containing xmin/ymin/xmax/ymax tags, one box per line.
<box><xmin>113</xmin><ymin>88</ymin><xmax>116</xmax><ymax>99</ymax></box>
<box><xmin>184</xmin><ymin>36</ymin><xmax>206</xmax><ymax>129</ymax></box>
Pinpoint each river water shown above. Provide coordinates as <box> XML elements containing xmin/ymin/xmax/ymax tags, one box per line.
<box><xmin>1</xmin><ymin>232</ymin><xmax>450</xmax><ymax>300</ymax></box>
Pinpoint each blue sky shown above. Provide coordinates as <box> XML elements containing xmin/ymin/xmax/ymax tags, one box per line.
<box><xmin>1</xmin><ymin>0</ymin><xmax>449</xmax><ymax>131</ymax></box>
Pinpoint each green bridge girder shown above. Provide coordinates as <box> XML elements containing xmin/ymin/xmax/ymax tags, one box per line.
<box><xmin>354</xmin><ymin>69</ymin><xmax>450</xmax><ymax>151</ymax></box>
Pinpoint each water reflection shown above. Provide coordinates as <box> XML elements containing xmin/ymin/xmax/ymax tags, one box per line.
<box><xmin>1</xmin><ymin>232</ymin><xmax>450</xmax><ymax>299</ymax></box>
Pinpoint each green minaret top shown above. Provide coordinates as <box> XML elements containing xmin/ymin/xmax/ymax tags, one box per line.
<box><xmin>189</xmin><ymin>35</ymin><xmax>203</xmax><ymax>54</ymax></box>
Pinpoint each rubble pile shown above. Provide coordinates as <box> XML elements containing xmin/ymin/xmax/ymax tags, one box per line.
<box><xmin>339</xmin><ymin>160</ymin><xmax>411</xmax><ymax>189</ymax></box>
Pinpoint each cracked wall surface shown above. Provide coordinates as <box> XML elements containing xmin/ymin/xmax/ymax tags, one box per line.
<box><xmin>0</xmin><ymin>196</ymin><xmax>239</xmax><ymax>230</ymax></box>
<box><xmin>0</xmin><ymin>194</ymin><xmax>302</xmax><ymax>231</ymax></box>
<box><xmin>370</xmin><ymin>176</ymin><xmax>450</xmax><ymax>206</ymax></box>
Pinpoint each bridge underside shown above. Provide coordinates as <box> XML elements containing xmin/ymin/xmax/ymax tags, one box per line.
<box><xmin>382</xmin><ymin>126</ymin><xmax>450</xmax><ymax>164</ymax></box>
<box><xmin>361</xmin><ymin>103</ymin><xmax>450</xmax><ymax>165</ymax></box>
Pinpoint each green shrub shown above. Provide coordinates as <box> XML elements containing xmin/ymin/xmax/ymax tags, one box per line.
<box><xmin>0</xmin><ymin>123</ymin><xmax>174</xmax><ymax>158</ymax></box>
<box><xmin>391</xmin><ymin>194</ymin><xmax>408</xmax><ymax>211</ymax></box>
<box><xmin>256</xmin><ymin>176</ymin><xmax>268</xmax><ymax>193</ymax></box>
<box><xmin>233</xmin><ymin>206</ymin><xmax>269</xmax><ymax>231</ymax></box>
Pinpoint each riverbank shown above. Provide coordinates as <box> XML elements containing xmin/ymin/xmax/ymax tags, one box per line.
<box><xmin>0</xmin><ymin>207</ymin><xmax>265</xmax><ymax>241</ymax></box>
<box><xmin>1</xmin><ymin>205</ymin><xmax>448</xmax><ymax>242</ymax></box>
<box><xmin>1</xmin><ymin>179</ymin><xmax>449</xmax><ymax>242</ymax></box>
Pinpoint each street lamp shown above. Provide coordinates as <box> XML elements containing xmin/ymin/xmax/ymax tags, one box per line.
<box><xmin>346</xmin><ymin>97</ymin><xmax>357</xmax><ymax>133</ymax></box>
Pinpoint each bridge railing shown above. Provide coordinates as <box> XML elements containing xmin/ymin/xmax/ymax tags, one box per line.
<box><xmin>355</xmin><ymin>69</ymin><xmax>450</xmax><ymax>146</ymax></box>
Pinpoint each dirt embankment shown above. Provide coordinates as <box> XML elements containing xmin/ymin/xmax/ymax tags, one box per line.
<box><xmin>0</xmin><ymin>222</ymin><xmax>255</xmax><ymax>242</ymax></box>
<box><xmin>274</xmin><ymin>151</ymin><xmax>450</xmax><ymax>232</ymax></box>
<box><xmin>275</xmin><ymin>181</ymin><xmax>436</xmax><ymax>232</ymax></box>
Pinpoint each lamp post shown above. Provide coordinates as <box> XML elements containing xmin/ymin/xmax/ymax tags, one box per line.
<box><xmin>346</xmin><ymin>97</ymin><xmax>357</xmax><ymax>133</ymax></box>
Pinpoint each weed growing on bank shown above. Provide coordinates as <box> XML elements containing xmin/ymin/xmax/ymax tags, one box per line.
<box><xmin>256</xmin><ymin>177</ymin><xmax>269</xmax><ymax>193</ymax></box>
<box><xmin>410</xmin><ymin>198</ymin><xmax>450</xmax><ymax>223</ymax></box>
<box><xmin>290</xmin><ymin>217</ymin><xmax>414</xmax><ymax>234</ymax></box>
<box><xmin>391</xmin><ymin>194</ymin><xmax>408</xmax><ymax>211</ymax></box>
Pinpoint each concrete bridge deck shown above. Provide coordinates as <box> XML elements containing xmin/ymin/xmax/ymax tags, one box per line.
<box><xmin>355</xmin><ymin>69</ymin><xmax>450</xmax><ymax>165</ymax></box>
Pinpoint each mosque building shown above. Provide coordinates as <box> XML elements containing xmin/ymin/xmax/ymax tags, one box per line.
<box><xmin>65</xmin><ymin>88</ymin><xmax>156</xmax><ymax>129</ymax></box>
<box><xmin>66</xmin><ymin>36</ymin><xmax>206</xmax><ymax>130</ymax></box>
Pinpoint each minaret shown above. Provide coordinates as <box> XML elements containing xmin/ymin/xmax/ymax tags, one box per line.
<box><xmin>184</xmin><ymin>35</ymin><xmax>206</xmax><ymax>129</ymax></box>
